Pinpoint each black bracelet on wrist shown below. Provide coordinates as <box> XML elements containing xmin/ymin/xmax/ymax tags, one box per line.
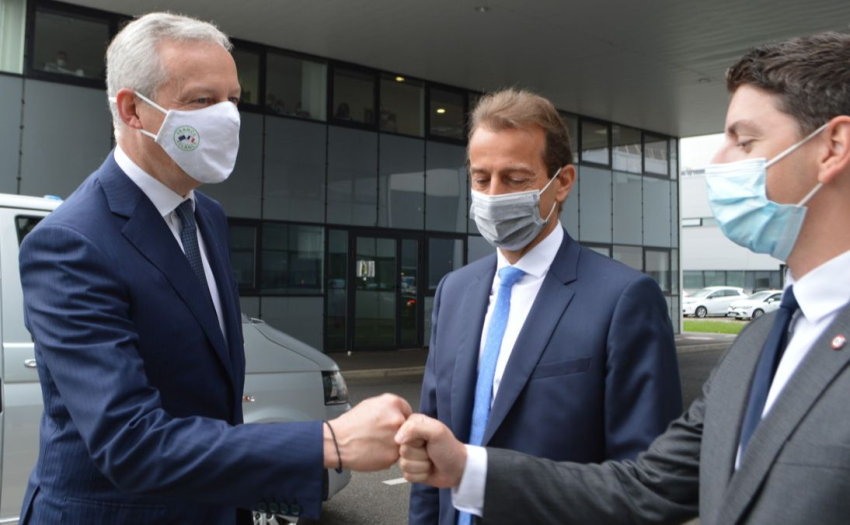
<box><xmin>324</xmin><ymin>420</ymin><xmax>343</xmax><ymax>473</ymax></box>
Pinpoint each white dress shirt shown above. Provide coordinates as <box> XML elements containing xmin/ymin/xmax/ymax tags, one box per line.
<box><xmin>457</xmin><ymin>248</ymin><xmax>850</xmax><ymax>516</ymax></box>
<box><xmin>734</xmin><ymin>248</ymin><xmax>850</xmax><ymax>468</ymax></box>
<box><xmin>452</xmin><ymin>225</ymin><xmax>563</xmax><ymax>515</ymax></box>
<box><xmin>114</xmin><ymin>146</ymin><xmax>225</xmax><ymax>336</ymax></box>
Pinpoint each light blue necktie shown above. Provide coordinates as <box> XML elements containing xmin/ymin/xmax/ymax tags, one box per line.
<box><xmin>457</xmin><ymin>266</ymin><xmax>525</xmax><ymax>525</ymax></box>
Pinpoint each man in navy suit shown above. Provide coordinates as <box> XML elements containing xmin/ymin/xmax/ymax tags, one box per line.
<box><xmin>18</xmin><ymin>13</ymin><xmax>410</xmax><ymax>525</ymax></box>
<box><xmin>408</xmin><ymin>89</ymin><xmax>682</xmax><ymax>524</ymax></box>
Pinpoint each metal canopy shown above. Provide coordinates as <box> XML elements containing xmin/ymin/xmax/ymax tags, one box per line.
<box><xmin>63</xmin><ymin>0</ymin><xmax>850</xmax><ymax>137</ymax></box>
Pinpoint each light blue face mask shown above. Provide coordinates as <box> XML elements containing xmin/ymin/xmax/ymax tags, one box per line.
<box><xmin>704</xmin><ymin>123</ymin><xmax>827</xmax><ymax>261</ymax></box>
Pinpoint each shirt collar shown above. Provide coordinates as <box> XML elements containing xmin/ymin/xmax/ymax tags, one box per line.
<box><xmin>786</xmin><ymin>249</ymin><xmax>850</xmax><ymax>323</ymax></box>
<box><xmin>114</xmin><ymin>145</ymin><xmax>195</xmax><ymax>217</ymax></box>
<box><xmin>496</xmin><ymin>225</ymin><xmax>563</xmax><ymax>281</ymax></box>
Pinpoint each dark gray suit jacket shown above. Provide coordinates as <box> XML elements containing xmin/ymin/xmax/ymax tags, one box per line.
<box><xmin>483</xmin><ymin>302</ymin><xmax>850</xmax><ymax>524</ymax></box>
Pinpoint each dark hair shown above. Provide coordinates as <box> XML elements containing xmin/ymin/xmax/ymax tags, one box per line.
<box><xmin>726</xmin><ymin>32</ymin><xmax>850</xmax><ymax>135</ymax></box>
<box><xmin>469</xmin><ymin>88</ymin><xmax>573</xmax><ymax>177</ymax></box>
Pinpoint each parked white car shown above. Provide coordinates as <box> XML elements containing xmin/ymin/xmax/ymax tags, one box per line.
<box><xmin>0</xmin><ymin>194</ymin><xmax>350</xmax><ymax>525</ymax></box>
<box><xmin>727</xmin><ymin>290</ymin><xmax>783</xmax><ymax>320</ymax></box>
<box><xmin>682</xmin><ymin>286</ymin><xmax>747</xmax><ymax>318</ymax></box>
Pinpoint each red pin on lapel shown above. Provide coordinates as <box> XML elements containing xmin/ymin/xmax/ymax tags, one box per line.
<box><xmin>832</xmin><ymin>334</ymin><xmax>846</xmax><ymax>350</ymax></box>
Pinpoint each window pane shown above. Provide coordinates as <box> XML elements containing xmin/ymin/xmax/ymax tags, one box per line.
<box><xmin>232</xmin><ymin>48</ymin><xmax>260</xmax><ymax>105</ymax></box>
<box><xmin>33</xmin><ymin>9</ymin><xmax>109</xmax><ymax>80</ymax></box>
<box><xmin>428</xmin><ymin>237</ymin><xmax>463</xmax><ymax>291</ymax></box>
<box><xmin>263</xmin><ymin>118</ymin><xmax>326</xmax><ymax>223</ymax></box>
<box><xmin>645</xmin><ymin>134</ymin><xmax>670</xmax><ymax>176</ymax></box>
<box><xmin>670</xmin><ymin>138</ymin><xmax>679</xmax><ymax>179</ymax></box>
<box><xmin>613</xmin><ymin>172</ymin><xmax>642</xmax><ymax>244</ymax></box>
<box><xmin>327</xmin><ymin>126</ymin><xmax>378</xmax><ymax>226</ymax></box>
<box><xmin>333</xmin><ymin>67</ymin><xmax>375</xmax><ymax>124</ymax></box>
<box><xmin>646</xmin><ymin>249</ymin><xmax>671</xmax><ymax>293</ymax></box>
<box><xmin>379</xmin><ymin>134</ymin><xmax>424</xmax><ymax>229</ymax></box>
<box><xmin>228</xmin><ymin>223</ymin><xmax>257</xmax><ymax>290</ymax></box>
<box><xmin>426</xmin><ymin>142</ymin><xmax>467</xmax><ymax>233</ymax></box>
<box><xmin>579</xmin><ymin>166</ymin><xmax>612</xmax><ymax>243</ymax></box>
<box><xmin>467</xmin><ymin>235</ymin><xmax>492</xmax><ymax>263</ymax></box>
<box><xmin>581</xmin><ymin>120</ymin><xmax>609</xmax><ymax>165</ymax></box>
<box><xmin>266</xmin><ymin>53</ymin><xmax>326</xmax><ymax>120</ymax></box>
<box><xmin>612</xmin><ymin>125</ymin><xmax>642</xmax><ymax>173</ymax></box>
<box><xmin>587</xmin><ymin>245</ymin><xmax>611</xmax><ymax>257</ymax></box>
<box><xmin>261</xmin><ymin>224</ymin><xmax>324</xmax><ymax>295</ymax></box>
<box><xmin>380</xmin><ymin>75</ymin><xmax>424</xmax><ymax>136</ymax></box>
<box><xmin>0</xmin><ymin>0</ymin><xmax>26</xmax><ymax>73</ymax></box>
<box><xmin>613</xmin><ymin>245</ymin><xmax>642</xmax><ymax>271</ymax></box>
<box><xmin>671</xmin><ymin>248</ymin><xmax>679</xmax><ymax>295</ymax></box>
<box><xmin>683</xmin><ymin>271</ymin><xmax>703</xmax><ymax>291</ymax></box>
<box><xmin>429</xmin><ymin>88</ymin><xmax>465</xmax><ymax>140</ymax></box>
<box><xmin>704</xmin><ymin>270</ymin><xmax>725</xmax><ymax>287</ymax></box>
<box><xmin>643</xmin><ymin>177</ymin><xmax>672</xmax><ymax>247</ymax></box>
<box><xmin>726</xmin><ymin>270</ymin><xmax>744</xmax><ymax>288</ymax></box>
<box><xmin>559</xmin><ymin>112</ymin><xmax>579</xmax><ymax>164</ymax></box>
<box><xmin>326</xmin><ymin>229</ymin><xmax>348</xmax><ymax>351</ymax></box>
<box><xmin>682</xmin><ymin>218</ymin><xmax>701</xmax><ymax>227</ymax></box>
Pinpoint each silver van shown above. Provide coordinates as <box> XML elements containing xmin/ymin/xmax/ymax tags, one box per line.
<box><xmin>0</xmin><ymin>194</ymin><xmax>350</xmax><ymax>524</ymax></box>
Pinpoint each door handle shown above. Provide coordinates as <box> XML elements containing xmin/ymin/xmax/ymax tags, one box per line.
<box><xmin>24</xmin><ymin>359</ymin><xmax>37</xmax><ymax>369</ymax></box>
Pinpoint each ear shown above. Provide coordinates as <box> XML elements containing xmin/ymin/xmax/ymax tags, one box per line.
<box><xmin>114</xmin><ymin>88</ymin><xmax>144</xmax><ymax>130</ymax></box>
<box><xmin>554</xmin><ymin>164</ymin><xmax>576</xmax><ymax>203</ymax></box>
<box><xmin>818</xmin><ymin>116</ymin><xmax>850</xmax><ymax>185</ymax></box>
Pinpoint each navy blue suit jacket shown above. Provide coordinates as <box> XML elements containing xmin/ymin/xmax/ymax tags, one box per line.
<box><xmin>409</xmin><ymin>230</ymin><xmax>682</xmax><ymax>524</ymax></box>
<box><xmin>19</xmin><ymin>153</ymin><xmax>323</xmax><ymax>525</ymax></box>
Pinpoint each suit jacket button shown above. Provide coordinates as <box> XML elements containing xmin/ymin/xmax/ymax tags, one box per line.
<box><xmin>290</xmin><ymin>504</ymin><xmax>301</xmax><ymax>516</ymax></box>
<box><xmin>279</xmin><ymin>503</ymin><xmax>290</xmax><ymax>515</ymax></box>
<box><xmin>257</xmin><ymin>503</ymin><xmax>267</xmax><ymax>513</ymax></box>
<box><xmin>268</xmin><ymin>502</ymin><xmax>279</xmax><ymax>514</ymax></box>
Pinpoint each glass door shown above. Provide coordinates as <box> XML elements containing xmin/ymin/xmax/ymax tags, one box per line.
<box><xmin>353</xmin><ymin>236</ymin><xmax>397</xmax><ymax>349</ymax></box>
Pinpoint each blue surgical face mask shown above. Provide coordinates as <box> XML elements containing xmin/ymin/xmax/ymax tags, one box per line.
<box><xmin>704</xmin><ymin>123</ymin><xmax>827</xmax><ymax>261</ymax></box>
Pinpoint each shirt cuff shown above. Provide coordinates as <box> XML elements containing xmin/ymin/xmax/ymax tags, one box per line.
<box><xmin>451</xmin><ymin>445</ymin><xmax>487</xmax><ymax>517</ymax></box>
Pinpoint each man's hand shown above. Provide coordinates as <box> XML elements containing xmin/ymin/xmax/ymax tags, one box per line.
<box><xmin>324</xmin><ymin>393</ymin><xmax>412</xmax><ymax>472</ymax></box>
<box><xmin>395</xmin><ymin>413</ymin><xmax>467</xmax><ymax>488</ymax></box>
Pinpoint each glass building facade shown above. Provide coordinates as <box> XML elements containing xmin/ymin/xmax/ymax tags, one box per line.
<box><xmin>0</xmin><ymin>0</ymin><xmax>682</xmax><ymax>351</ymax></box>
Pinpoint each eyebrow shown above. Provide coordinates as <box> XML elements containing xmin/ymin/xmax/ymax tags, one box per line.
<box><xmin>727</xmin><ymin>119</ymin><xmax>762</xmax><ymax>137</ymax></box>
<box><xmin>470</xmin><ymin>165</ymin><xmax>537</xmax><ymax>176</ymax></box>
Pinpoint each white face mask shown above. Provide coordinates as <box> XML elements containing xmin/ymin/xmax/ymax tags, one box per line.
<box><xmin>110</xmin><ymin>91</ymin><xmax>241</xmax><ymax>184</ymax></box>
<box><xmin>470</xmin><ymin>169</ymin><xmax>560</xmax><ymax>251</ymax></box>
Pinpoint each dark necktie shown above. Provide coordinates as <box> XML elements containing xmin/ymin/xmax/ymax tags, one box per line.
<box><xmin>175</xmin><ymin>200</ymin><xmax>212</xmax><ymax>298</ymax></box>
<box><xmin>738</xmin><ymin>287</ymin><xmax>799</xmax><ymax>457</ymax></box>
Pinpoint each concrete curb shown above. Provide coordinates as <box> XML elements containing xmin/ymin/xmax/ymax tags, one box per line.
<box><xmin>342</xmin><ymin>366</ymin><xmax>427</xmax><ymax>381</ymax></box>
<box><xmin>676</xmin><ymin>343</ymin><xmax>733</xmax><ymax>354</ymax></box>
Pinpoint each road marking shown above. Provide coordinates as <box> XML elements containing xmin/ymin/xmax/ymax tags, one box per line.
<box><xmin>383</xmin><ymin>477</ymin><xmax>408</xmax><ymax>486</ymax></box>
<box><xmin>685</xmin><ymin>336</ymin><xmax>712</xmax><ymax>340</ymax></box>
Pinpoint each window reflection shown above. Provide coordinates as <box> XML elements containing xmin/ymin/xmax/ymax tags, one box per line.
<box><xmin>261</xmin><ymin>224</ymin><xmax>324</xmax><ymax>294</ymax></box>
<box><xmin>266</xmin><ymin>53</ymin><xmax>326</xmax><ymax>120</ymax></box>
<box><xmin>380</xmin><ymin>75</ymin><xmax>424</xmax><ymax>136</ymax></box>
<box><xmin>33</xmin><ymin>10</ymin><xmax>109</xmax><ymax>80</ymax></box>
<box><xmin>232</xmin><ymin>48</ymin><xmax>260</xmax><ymax>105</ymax></box>
<box><xmin>644</xmin><ymin>134</ymin><xmax>670</xmax><ymax>176</ymax></box>
<box><xmin>581</xmin><ymin>120</ymin><xmax>609</xmax><ymax>165</ymax></box>
<box><xmin>612</xmin><ymin>125</ymin><xmax>642</xmax><ymax>173</ymax></box>
<box><xmin>228</xmin><ymin>224</ymin><xmax>257</xmax><ymax>290</ymax></box>
<box><xmin>333</xmin><ymin>67</ymin><xmax>375</xmax><ymax>125</ymax></box>
<box><xmin>429</xmin><ymin>88</ymin><xmax>465</xmax><ymax>140</ymax></box>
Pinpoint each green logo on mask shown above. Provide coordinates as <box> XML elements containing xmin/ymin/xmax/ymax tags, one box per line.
<box><xmin>174</xmin><ymin>126</ymin><xmax>200</xmax><ymax>151</ymax></box>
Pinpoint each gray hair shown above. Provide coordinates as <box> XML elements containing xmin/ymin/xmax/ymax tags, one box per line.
<box><xmin>106</xmin><ymin>12</ymin><xmax>232</xmax><ymax>131</ymax></box>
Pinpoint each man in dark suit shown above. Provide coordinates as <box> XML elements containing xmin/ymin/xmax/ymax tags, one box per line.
<box><xmin>408</xmin><ymin>89</ymin><xmax>682</xmax><ymax>524</ymax></box>
<box><xmin>18</xmin><ymin>13</ymin><xmax>409</xmax><ymax>525</ymax></box>
<box><xmin>398</xmin><ymin>32</ymin><xmax>850</xmax><ymax>525</ymax></box>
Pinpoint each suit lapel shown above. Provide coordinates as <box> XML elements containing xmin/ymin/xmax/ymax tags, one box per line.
<box><xmin>99</xmin><ymin>155</ymin><xmax>236</xmax><ymax>388</ymax></box>
<box><xmin>482</xmin><ymin>230</ymin><xmax>578</xmax><ymax>445</ymax></box>
<box><xmin>450</xmin><ymin>257</ymin><xmax>496</xmax><ymax>443</ymax></box>
<box><xmin>718</xmin><ymin>303</ymin><xmax>850</xmax><ymax>524</ymax></box>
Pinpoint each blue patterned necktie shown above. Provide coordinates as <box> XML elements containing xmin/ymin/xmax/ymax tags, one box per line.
<box><xmin>174</xmin><ymin>200</ymin><xmax>212</xmax><ymax>299</ymax></box>
<box><xmin>457</xmin><ymin>266</ymin><xmax>525</xmax><ymax>525</ymax></box>
<box><xmin>738</xmin><ymin>287</ymin><xmax>799</xmax><ymax>458</ymax></box>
